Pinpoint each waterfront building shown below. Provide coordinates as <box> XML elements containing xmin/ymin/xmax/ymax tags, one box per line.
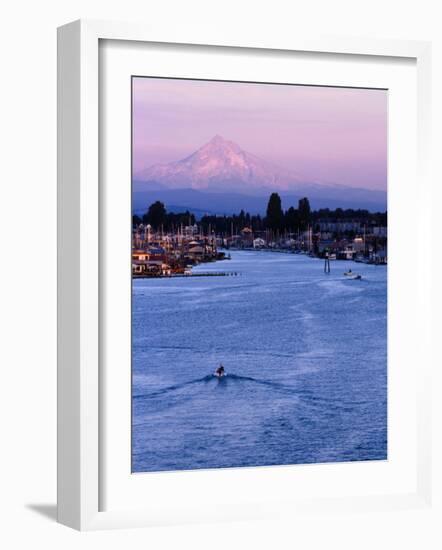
<box><xmin>352</xmin><ymin>237</ymin><xmax>365</xmax><ymax>253</ymax></box>
<box><xmin>338</xmin><ymin>245</ymin><xmax>357</xmax><ymax>260</ymax></box>
<box><xmin>240</xmin><ymin>227</ymin><xmax>254</xmax><ymax>246</ymax></box>
<box><xmin>253</xmin><ymin>238</ymin><xmax>266</xmax><ymax>248</ymax></box>
<box><xmin>318</xmin><ymin>221</ymin><xmax>362</xmax><ymax>233</ymax></box>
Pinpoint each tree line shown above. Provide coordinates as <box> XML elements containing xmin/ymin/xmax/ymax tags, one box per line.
<box><xmin>133</xmin><ymin>201</ymin><xmax>196</xmax><ymax>231</ymax></box>
<box><xmin>133</xmin><ymin>193</ymin><xmax>387</xmax><ymax>235</ymax></box>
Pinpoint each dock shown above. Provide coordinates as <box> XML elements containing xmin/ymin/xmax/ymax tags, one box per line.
<box><xmin>133</xmin><ymin>271</ymin><xmax>240</xmax><ymax>279</ymax></box>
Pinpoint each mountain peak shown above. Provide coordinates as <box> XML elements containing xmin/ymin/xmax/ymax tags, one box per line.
<box><xmin>135</xmin><ymin>135</ymin><xmax>301</xmax><ymax>192</ymax></box>
<box><xmin>199</xmin><ymin>135</ymin><xmax>241</xmax><ymax>154</ymax></box>
<box><xmin>209</xmin><ymin>134</ymin><xmax>226</xmax><ymax>144</ymax></box>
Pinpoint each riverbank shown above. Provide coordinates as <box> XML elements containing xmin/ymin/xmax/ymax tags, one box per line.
<box><xmin>133</xmin><ymin>247</ymin><xmax>384</xmax><ymax>280</ymax></box>
<box><xmin>224</xmin><ymin>246</ymin><xmax>387</xmax><ymax>266</ymax></box>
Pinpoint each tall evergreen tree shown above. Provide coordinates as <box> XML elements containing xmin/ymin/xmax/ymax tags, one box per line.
<box><xmin>298</xmin><ymin>197</ymin><xmax>311</xmax><ymax>230</ymax></box>
<box><xmin>266</xmin><ymin>193</ymin><xmax>284</xmax><ymax>231</ymax></box>
<box><xmin>284</xmin><ymin>206</ymin><xmax>299</xmax><ymax>232</ymax></box>
<box><xmin>144</xmin><ymin>201</ymin><xmax>166</xmax><ymax>229</ymax></box>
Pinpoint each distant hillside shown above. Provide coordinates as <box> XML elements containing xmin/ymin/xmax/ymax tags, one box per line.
<box><xmin>133</xmin><ymin>188</ymin><xmax>386</xmax><ymax>218</ymax></box>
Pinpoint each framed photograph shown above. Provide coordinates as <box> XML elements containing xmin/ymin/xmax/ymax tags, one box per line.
<box><xmin>130</xmin><ymin>77</ymin><xmax>389</xmax><ymax>475</ymax></box>
<box><xmin>57</xmin><ymin>20</ymin><xmax>433</xmax><ymax>530</ymax></box>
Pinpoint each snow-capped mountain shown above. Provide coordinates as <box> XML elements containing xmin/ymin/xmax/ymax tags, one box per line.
<box><xmin>133</xmin><ymin>135</ymin><xmax>387</xmax><ymax>212</ymax></box>
<box><xmin>135</xmin><ymin>135</ymin><xmax>309</xmax><ymax>193</ymax></box>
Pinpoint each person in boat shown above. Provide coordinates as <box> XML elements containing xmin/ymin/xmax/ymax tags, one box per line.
<box><xmin>215</xmin><ymin>364</ymin><xmax>225</xmax><ymax>377</ymax></box>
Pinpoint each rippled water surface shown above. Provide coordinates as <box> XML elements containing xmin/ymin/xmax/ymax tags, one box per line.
<box><xmin>132</xmin><ymin>251</ymin><xmax>387</xmax><ymax>472</ymax></box>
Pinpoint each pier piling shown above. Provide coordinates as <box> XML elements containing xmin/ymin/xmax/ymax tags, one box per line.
<box><xmin>324</xmin><ymin>254</ymin><xmax>331</xmax><ymax>274</ymax></box>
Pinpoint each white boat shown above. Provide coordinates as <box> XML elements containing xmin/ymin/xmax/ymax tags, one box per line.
<box><xmin>344</xmin><ymin>270</ymin><xmax>362</xmax><ymax>280</ymax></box>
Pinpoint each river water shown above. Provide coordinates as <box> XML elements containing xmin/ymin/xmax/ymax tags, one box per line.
<box><xmin>132</xmin><ymin>250</ymin><xmax>387</xmax><ymax>472</ymax></box>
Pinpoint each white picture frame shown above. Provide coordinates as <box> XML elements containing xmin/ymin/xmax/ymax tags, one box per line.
<box><xmin>57</xmin><ymin>19</ymin><xmax>433</xmax><ymax>531</ymax></box>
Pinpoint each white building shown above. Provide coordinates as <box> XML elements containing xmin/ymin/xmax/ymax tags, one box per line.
<box><xmin>253</xmin><ymin>238</ymin><xmax>266</xmax><ymax>248</ymax></box>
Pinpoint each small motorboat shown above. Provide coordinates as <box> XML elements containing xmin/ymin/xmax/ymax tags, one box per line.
<box><xmin>344</xmin><ymin>269</ymin><xmax>362</xmax><ymax>280</ymax></box>
<box><xmin>214</xmin><ymin>365</ymin><xmax>226</xmax><ymax>378</ymax></box>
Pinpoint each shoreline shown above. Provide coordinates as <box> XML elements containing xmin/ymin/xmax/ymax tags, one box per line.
<box><xmin>133</xmin><ymin>248</ymin><xmax>386</xmax><ymax>281</ymax></box>
<box><xmin>222</xmin><ymin>247</ymin><xmax>387</xmax><ymax>266</ymax></box>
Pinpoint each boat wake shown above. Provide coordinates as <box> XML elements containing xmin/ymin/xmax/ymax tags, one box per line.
<box><xmin>133</xmin><ymin>373</ymin><xmax>299</xmax><ymax>400</ymax></box>
<box><xmin>226</xmin><ymin>374</ymin><xmax>298</xmax><ymax>394</ymax></box>
<box><xmin>133</xmin><ymin>375</ymin><xmax>214</xmax><ymax>400</ymax></box>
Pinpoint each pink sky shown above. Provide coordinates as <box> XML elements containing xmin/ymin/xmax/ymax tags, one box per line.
<box><xmin>132</xmin><ymin>77</ymin><xmax>387</xmax><ymax>191</ymax></box>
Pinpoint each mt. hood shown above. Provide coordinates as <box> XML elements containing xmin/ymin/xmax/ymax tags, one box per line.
<box><xmin>134</xmin><ymin>135</ymin><xmax>311</xmax><ymax>193</ymax></box>
<box><xmin>133</xmin><ymin>135</ymin><xmax>387</xmax><ymax>212</ymax></box>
